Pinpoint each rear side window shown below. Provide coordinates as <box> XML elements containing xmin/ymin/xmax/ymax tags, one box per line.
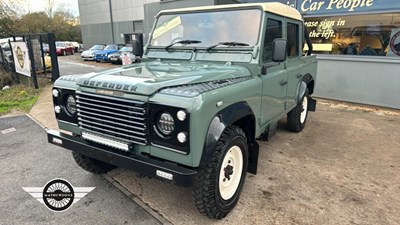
<box><xmin>287</xmin><ymin>23</ymin><xmax>299</xmax><ymax>57</ymax></box>
<box><xmin>263</xmin><ymin>19</ymin><xmax>282</xmax><ymax>63</ymax></box>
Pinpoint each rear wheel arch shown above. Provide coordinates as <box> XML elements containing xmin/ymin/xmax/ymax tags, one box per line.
<box><xmin>302</xmin><ymin>73</ymin><xmax>315</xmax><ymax>95</ymax></box>
<box><xmin>296</xmin><ymin>73</ymin><xmax>314</xmax><ymax>104</ymax></box>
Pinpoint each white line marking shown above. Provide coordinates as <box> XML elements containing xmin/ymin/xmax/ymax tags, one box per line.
<box><xmin>1</xmin><ymin>127</ymin><xmax>16</xmax><ymax>134</ymax></box>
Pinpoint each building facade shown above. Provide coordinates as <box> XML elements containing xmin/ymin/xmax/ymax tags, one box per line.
<box><xmin>78</xmin><ymin>0</ymin><xmax>294</xmax><ymax>48</ymax></box>
<box><xmin>298</xmin><ymin>0</ymin><xmax>400</xmax><ymax>109</ymax></box>
<box><xmin>78</xmin><ymin>0</ymin><xmax>400</xmax><ymax>109</ymax></box>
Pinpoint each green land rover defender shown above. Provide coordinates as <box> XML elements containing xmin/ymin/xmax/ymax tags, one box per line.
<box><xmin>47</xmin><ymin>2</ymin><xmax>317</xmax><ymax>219</ymax></box>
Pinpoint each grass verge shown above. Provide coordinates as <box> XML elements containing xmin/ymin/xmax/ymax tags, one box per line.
<box><xmin>0</xmin><ymin>84</ymin><xmax>42</xmax><ymax>115</ymax></box>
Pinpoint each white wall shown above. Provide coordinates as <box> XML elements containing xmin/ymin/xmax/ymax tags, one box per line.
<box><xmin>314</xmin><ymin>55</ymin><xmax>400</xmax><ymax>109</ymax></box>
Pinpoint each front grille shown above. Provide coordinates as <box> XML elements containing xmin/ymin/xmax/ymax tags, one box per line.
<box><xmin>76</xmin><ymin>92</ymin><xmax>147</xmax><ymax>146</ymax></box>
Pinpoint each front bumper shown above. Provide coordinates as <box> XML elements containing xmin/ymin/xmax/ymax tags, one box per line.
<box><xmin>95</xmin><ymin>55</ymin><xmax>108</xmax><ymax>62</ymax></box>
<box><xmin>47</xmin><ymin>129</ymin><xmax>196</xmax><ymax>186</ymax></box>
<box><xmin>81</xmin><ymin>55</ymin><xmax>94</xmax><ymax>60</ymax></box>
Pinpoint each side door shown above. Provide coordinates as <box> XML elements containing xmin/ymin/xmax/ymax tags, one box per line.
<box><xmin>259</xmin><ymin>17</ymin><xmax>288</xmax><ymax>126</ymax></box>
<box><xmin>285</xmin><ymin>20</ymin><xmax>303</xmax><ymax>109</ymax></box>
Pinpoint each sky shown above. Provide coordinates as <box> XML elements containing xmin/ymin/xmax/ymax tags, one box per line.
<box><xmin>19</xmin><ymin>0</ymin><xmax>79</xmax><ymax>16</ymax></box>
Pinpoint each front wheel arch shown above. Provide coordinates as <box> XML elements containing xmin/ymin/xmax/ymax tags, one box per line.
<box><xmin>200</xmin><ymin>102</ymin><xmax>259</xmax><ymax>174</ymax></box>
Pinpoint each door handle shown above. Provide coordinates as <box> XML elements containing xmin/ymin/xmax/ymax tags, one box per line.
<box><xmin>280</xmin><ymin>80</ymin><xmax>288</xmax><ymax>85</ymax></box>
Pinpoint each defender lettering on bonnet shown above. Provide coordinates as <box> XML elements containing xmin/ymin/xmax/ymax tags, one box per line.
<box><xmin>83</xmin><ymin>79</ymin><xmax>138</xmax><ymax>92</ymax></box>
<box><xmin>48</xmin><ymin>2</ymin><xmax>317</xmax><ymax>220</ymax></box>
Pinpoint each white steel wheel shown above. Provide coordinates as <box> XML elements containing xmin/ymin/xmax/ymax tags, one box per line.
<box><xmin>219</xmin><ymin>145</ymin><xmax>244</xmax><ymax>200</ymax></box>
<box><xmin>192</xmin><ymin>126</ymin><xmax>248</xmax><ymax>219</ymax></box>
<box><xmin>287</xmin><ymin>90</ymin><xmax>309</xmax><ymax>132</ymax></box>
<box><xmin>300</xmin><ymin>94</ymin><xmax>308</xmax><ymax>124</ymax></box>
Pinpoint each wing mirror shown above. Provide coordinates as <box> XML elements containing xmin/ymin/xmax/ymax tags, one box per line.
<box><xmin>261</xmin><ymin>38</ymin><xmax>288</xmax><ymax>75</ymax></box>
<box><xmin>272</xmin><ymin>38</ymin><xmax>287</xmax><ymax>62</ymax></box>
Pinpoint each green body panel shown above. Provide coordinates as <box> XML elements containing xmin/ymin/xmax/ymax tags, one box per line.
<box><xmin>58</xmin><ymin>121</ymin><xmax>81</xmax><ymax>135</ymax></box>
<box><xmin>53</xmin><ymin>9</ymin><xmax>317</xmax><ymax>168</ymax></box>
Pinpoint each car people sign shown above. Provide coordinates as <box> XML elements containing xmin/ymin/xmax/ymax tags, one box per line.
<box><xmin>11</xmin><ymin>41</ymin><xmax>31</xmax><ymax>77</ymax></box>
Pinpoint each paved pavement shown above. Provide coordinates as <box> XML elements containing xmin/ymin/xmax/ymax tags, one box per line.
<box><xmin>15</xmin><ymin>55</ymin><xmax>400</xmax><ymax>224</ymax></box>
<box><xmin>0</xmin><ymin>115</ymin><xmax>161</xmax><ymax>225</ymax></box>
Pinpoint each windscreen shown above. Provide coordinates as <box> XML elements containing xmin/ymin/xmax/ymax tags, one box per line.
<box><xmin>150</xmin><ymin>8</ymin><xmax>262</xmax><ymax>48</ymax></box>
<box><xmin>104</xmin><ymin>45</ymin><xmax>118</xmax><ymax>50</ymax></box>
<box><xmin>90</xmin><ymin>45</ymin><xmax>104</xmax><ymax>50</ymax></box>
<box><xmin>56</xmin><ymin>42</ymin><xmax>65</xmax><ymax>47</ymax></box>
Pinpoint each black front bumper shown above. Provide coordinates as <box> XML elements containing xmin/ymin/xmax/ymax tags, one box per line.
<box><xmin>47</xmin><ymin>130</ymin><xmax>196</xmax><ymax>186</ymax></box>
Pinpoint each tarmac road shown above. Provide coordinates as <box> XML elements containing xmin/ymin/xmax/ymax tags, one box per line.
<box><xmin>0</xmin><ymin>115</ymin><xmax>161</xmax><ymax>224</ymax></box>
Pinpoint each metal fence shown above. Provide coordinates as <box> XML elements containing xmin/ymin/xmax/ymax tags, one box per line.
<box><xmin>0</xmin><ymin>33</ymin><xmax>60</xmax><ymax>88</ymax></box>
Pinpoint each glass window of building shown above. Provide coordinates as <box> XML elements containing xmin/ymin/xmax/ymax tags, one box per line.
<box><xmin>304</xmin><ymin>13</ymin><xmax>400</xmax><ymax>56</ymax></box>
<box><xmin>298</xmin><ymin>0</ymin><xmax>400</xmax><ymax>57</ymax></box>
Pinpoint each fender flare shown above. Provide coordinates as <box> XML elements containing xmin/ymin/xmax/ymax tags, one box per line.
<box><xmin>199</xmin><ymin>102</ymin><xmax>259</xmax><ymax>174</ymax></box>
<box><xmin>296</xmin><ymin>73</ymin><xmax>314</xmax><ymax>103</ymax></box>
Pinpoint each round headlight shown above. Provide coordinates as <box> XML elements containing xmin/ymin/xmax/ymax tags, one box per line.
<box><xmin>65</xmin><ymin>95</ymin><xmax>77</xmax><ymax>115</ymax></box>
<box><xmin>157</xmin><ymin>112</ymin><xmax>174</xmax><ymax>135</ymax></box>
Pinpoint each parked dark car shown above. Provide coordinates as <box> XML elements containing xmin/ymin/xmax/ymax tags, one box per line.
<box><xmin>94</xmin><ymin>44</ymin><xmax>125</xmax><ymax>62</ymax></box>
<box><xmin>108</xmin><ymin>46</ymin><xmax>137</xmax><ymax>64</ymax></box>
<box><xmin>81</xmin><ymin>44</ymin><xmax>106</xmax><ymax>61</ymax></box>
<box><xmin>56</xmin><ymin>41</ymin><xmax>74</xmax><ymax>56</ymax></box>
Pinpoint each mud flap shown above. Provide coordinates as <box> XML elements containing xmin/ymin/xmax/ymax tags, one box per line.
<box><xmin>247</xmin><ymin>140</ymin><xmax>259</xmax><ymax>175</ymax></box>
<box><xmin>308</xmin><ymin>97</ymin><xmax>317</xmax><ymax>111</ymax></box>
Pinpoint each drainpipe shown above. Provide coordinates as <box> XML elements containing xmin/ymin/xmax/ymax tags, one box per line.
<box><xmin>108</xmin><ymin>0</ymin><xmax>115</xmax><ymax>43</ymax></box>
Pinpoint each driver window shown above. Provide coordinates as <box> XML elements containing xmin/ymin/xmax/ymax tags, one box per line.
<box><xmin>263</xmin><ymin>19</ymin><xmax>282</xmax><ymax>63</ymax></box>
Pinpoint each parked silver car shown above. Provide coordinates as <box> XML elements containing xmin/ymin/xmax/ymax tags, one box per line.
<box><xmin>81</xmin><ymin>44</ymin><xmax>105</xmax><ymax>60</ymax></box>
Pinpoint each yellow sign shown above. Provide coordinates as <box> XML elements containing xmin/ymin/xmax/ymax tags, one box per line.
<box><xmin>153</xmin><ymin>16</ymin><xmax>182</xmax><ymax>39</ymax></box>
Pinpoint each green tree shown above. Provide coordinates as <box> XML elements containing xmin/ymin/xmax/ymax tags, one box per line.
<box><xmin>1</xmin><ymin>0</ymin><xmax>81</xmax><ymax>42</ymax></box>
<box><xmin>51</xmin><ymin>10</ymin><xmax>81</xmax><ymax>42</ymax></box>
<box><xmin>15</xmin><ymin>12</ymin><xmax>51</xmax><ymax>33</ymax></box>
<box><xmin>0</xmin><ymin>0</ymin><xmax>18</xmax><ymax>37</ymax></box>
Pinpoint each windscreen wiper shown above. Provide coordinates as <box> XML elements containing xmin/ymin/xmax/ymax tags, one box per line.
<box><xmin>206</xmin><ymin>41</ymin><xmax>249</xmax><ymax>52</ymax></box>
<box><xmin>165</xmin><ymin>40</ymin><xmax>201</xmax><ymax>51</ymax></box>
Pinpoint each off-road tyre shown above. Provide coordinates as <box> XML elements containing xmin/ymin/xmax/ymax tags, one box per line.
<box><xmin>72</xmin><ymin>152</ymin><xmax>115</xmax><ymax>174</ymax></box>
<box><xmin>192</xmin><ymin>126</ymin><xmax>248</xmax><ymax>219</ymax></box>
<box><xmin>287</xmin><ymin>89</ymin><xmax>309</xmax><ymax>132</ymax></box>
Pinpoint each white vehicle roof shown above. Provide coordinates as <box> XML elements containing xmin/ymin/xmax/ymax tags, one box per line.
<box><xmin>158</xmin><ymin>2</ymin><xmax>302</xmax><ymax>21</ymax></box>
